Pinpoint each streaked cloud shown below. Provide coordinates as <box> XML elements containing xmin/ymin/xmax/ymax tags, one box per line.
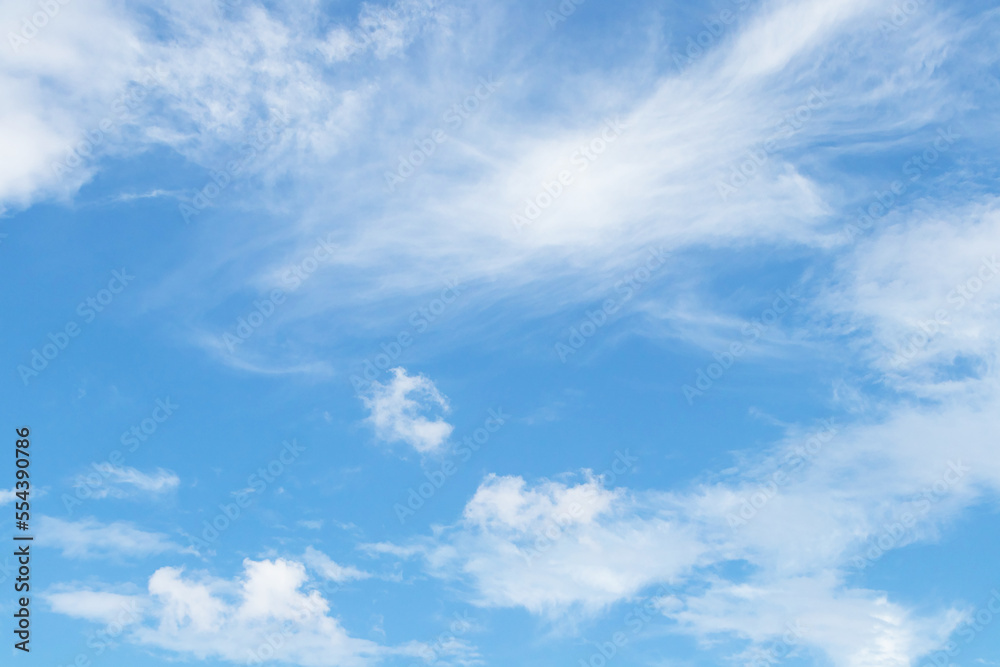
<box><xmin>37</xmin><ymin>516</ymin><xmax>193</xmax><ymax>559</ymax></box>
<box><xmin>73</xmin><ymin>464</ymin><xmax>180</xmax><ymax>500</ymax></box>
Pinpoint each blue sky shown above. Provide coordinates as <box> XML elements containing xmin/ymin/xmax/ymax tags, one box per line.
<box><xmin>2</xmin><ymin>0</ymin><xmax>1000</xmax><ymax>665</ymax></box>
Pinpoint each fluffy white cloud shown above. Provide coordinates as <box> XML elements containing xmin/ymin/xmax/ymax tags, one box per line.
<box><xmin>50</xmin><ymin>558</ymin><xmax>443</xmax><ymax>667</ymax></box>
<box><xmin>0</xmin><ymin>0</ymin><xmax>146</xmax><ymax>210</ymax></box>
<box><xmin>37</xmin><ymin>516</ymin><xmax>192</xmax><ymax>559</ymax></box>
<box><xmin>390</xmin><ymin>390</ymin><xmax>1000</xmax><ymax>665</ymax></box>
<box><xmin>362</xmin><ymin>367</ymin><xmax>454</xmax><ymax>453</ymax></box>
<box><xmin>417</xmin><ymin>473</ymin><xmax>706</xmax><ymax>617</ymax></box>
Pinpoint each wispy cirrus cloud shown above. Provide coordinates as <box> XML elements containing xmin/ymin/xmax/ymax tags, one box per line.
<box><xmin>74</xmin><ymin>464</ymin><xmax>180</xmax><ymax>500</ymax></box>
<box><xmin>4</xmin><ymin>0</ymin><xmax>993</xmax><ymax>378</ymax></box>
<box><xmin>302</xmin><ymin>546</ymin><xmax>372</xmax><ymax>583</ymax></box>
<box><xmin>37</xmin><ymin>515</ymin><xmax>194</xmax><ymax>559</ymax></box>
<box><xmin>44</xmin><ymin>588</ymin><xmax>146</xmax><ymax>625</ymax></box>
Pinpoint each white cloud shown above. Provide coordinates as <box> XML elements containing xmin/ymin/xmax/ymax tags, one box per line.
<box><xmin>37</xmin><ymin>516</ymin><xmax>191</xmax><ymax>559</ymax></box>
<box><xmin>133</xmin><ymin>0</ymin><xmax>989</xmax><ymax>380</ymax></box>
<box><xmin>667</xmin><ymin>573</ymin><xmax>964</xmax><ymax>667</ymax></box>
<box><xmin>418</xmin><ymin>473</ymin><xmax>706</xmax><ymax>617</ymax></box>
<box><xmin>820</xmin><ymin>200</ymin><xmax>1000</xmax><ymax>396</ymax></box>
<box><xmin>362</xmin><ymin>367</ymin><xmax>454</xmax><ymax>453</ymax></box>
<box><xmin>74</xmin><ymin>464</ymin><xmax>180</xmax><ymax>499</ymax></box>
<box><xmin>302</xmin><ymin>546</ymin><xmax>372</xmax><ymax>583</ymax></box>
<box><xmin>0</xmin><ymin>0</ymin><xmax>442</xmax><ymax>215</ymax></box>
<box><xmin>390</xmin><ymin>390</ymin><xmax>1000</xmax><ymax>665</ymax></box>
<box><xmin>11</xmin><ymin>0</ymin><xmax>1000</xmax><ymax>665</ymax></box>
<box><xmin>50</xmin><ymin>558</ymin><xmax>443</xmax><ymax>667</ymax></box>
<box><xmin>319</xmin><ymin>0</ymin><xmax>434</xmax><ymax>62</ymax></box>
<box><xmin>0</xmin><ymin>0</ymin><xmax>146</xmax><ymax>210</ymax></box>
<box><xmin>0</xmin><ymin>488</ymin><xmax>15</xmax><ymax>505</ymax></box>
<box><xmin>1</xmin><ymin>0</ymin><xmax>984</xmax><ymax>381</ymax></box>
<box><xmin>44</xmin><ymin>588</ymin><xmax>145</xmax><ymax>625</ymax></box>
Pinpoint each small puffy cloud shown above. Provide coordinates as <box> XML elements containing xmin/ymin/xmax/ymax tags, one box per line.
<box><xmin>0</xmin><ymin>488</ymin><xmax>15</xmax><ymax>505</ymax></box>
<box><xmin>362</xmin><ymin>367</ymin><xmax>453</xmax><ymax>453</ymax></box>
<box><xmin>37</xmin><ymin>516</ymin><xmax>191</xmax><ymax>559</ymax></box>
<box><xmin>303</xmin><ymin>546</ymin><xmax>372</xmax><ymax>583</ymax></box>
